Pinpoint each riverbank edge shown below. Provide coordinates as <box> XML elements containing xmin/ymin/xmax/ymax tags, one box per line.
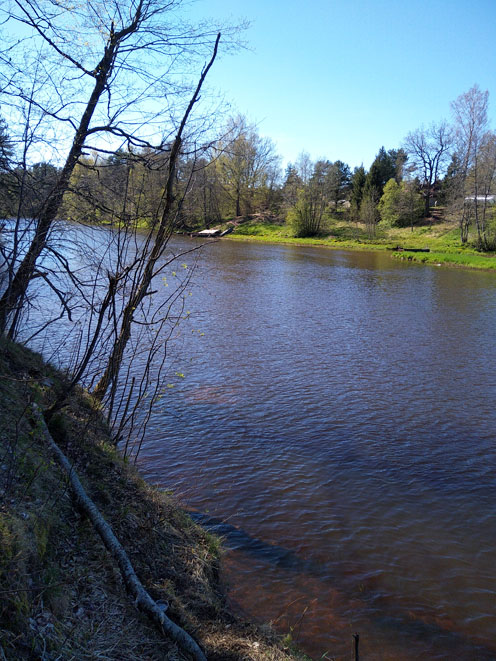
<box><xmin>52</xmin><ymin>215</ymin><xmax>496</xmax><ymax>272</ymax></box>
<box><xmin>222</xmin><ymin>231</ymin><xmax>496</xmax><ymax>271</ymax></box>
<box><xmin>0</xmin><ymin>337</ymin><xmax>307</xmax><ymax>660</ymax></box>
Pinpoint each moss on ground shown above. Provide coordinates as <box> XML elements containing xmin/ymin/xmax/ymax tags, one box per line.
<box><xmin>0</xmin><ymin>337</ymin><xmax>307</xmax><ymax>660</ymax></box>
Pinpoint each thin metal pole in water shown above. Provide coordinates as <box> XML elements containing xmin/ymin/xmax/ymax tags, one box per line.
<box><xmin>352</xmin><ymin>633</ymin><xmax>359</xmax><ymax>661</ymax></box>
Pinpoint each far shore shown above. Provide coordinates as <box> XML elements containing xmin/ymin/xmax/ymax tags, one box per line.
<box><xmin>47</xmin><ymin>214</ymin><xmax>496</xmax><ymax>272</ymax></box>
<box><xmin>216</xmin><ymin>217</ymin><xmax>496</xmax><ymax>271</ymax></box>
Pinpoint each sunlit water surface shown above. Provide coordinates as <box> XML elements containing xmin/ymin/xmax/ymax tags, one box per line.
<box><xmin>139</xmin><ymin>239</ymin><xmax>496</xmax><ymax>660</ymax></box>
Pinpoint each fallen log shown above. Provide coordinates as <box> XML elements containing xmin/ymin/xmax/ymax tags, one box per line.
<box><xmin>31</xmin><ymin>404</ymin><xmax>206</xmax><ymax>661</ymax></box>
<box><xmin>390</xmin><ymin>246</ymin><xmax>430</xmax><ymax>252</ymax></box>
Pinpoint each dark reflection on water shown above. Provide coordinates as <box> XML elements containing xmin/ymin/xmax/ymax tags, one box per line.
<box><xmin>138</xmin><ymin>239</ymin><xmax>496</xmax><ymax>660</ymax></box>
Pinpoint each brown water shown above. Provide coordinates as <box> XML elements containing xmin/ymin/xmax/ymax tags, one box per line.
<box><xmin>136</xmin><ymin>239</ymin><xmax>496</xmax><ymax>660</ymax></box>
<box><xmin>19</xmin><ymin>226</ymin><xmax>496</xmax><ymax>659</ymax></box>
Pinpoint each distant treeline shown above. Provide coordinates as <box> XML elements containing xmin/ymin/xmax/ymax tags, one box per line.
<box><xmin>1</xmin><ymin>90</ymin><xmax>495</xmax><ymax>250</ymax></box>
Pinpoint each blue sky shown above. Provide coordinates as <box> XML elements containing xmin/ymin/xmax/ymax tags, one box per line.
<box><xmin>188</xmin><ymin>0</ymin><xmax>496</xmax><ymax>170</ymax></box>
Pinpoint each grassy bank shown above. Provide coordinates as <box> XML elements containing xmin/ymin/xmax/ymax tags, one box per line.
<box><xmin>0</xmin><ymin>338</ymin><xmax>306</xmax><ymax>660</ymax></box>
<box><xmin>220</xmin><ymin>216</ymin><xmax>496</xmax><ymax>271</ymax></box>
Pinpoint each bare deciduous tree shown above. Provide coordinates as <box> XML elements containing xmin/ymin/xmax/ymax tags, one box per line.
<box><xmin>215</xmin><ymin>116</ymin><xmax>280</xmax><ymax>217</ymax></box>
<box><xmin>450</xmin><ymin>84</ymin><xmax>489</xmax><ymax>244</ymax></box>
<box><xmin>91</xmin><ymin>33</ymin><xmax>221</xmax><ymax>403</ymax></box>
<box><xmin>0</xmin><ymin>1</ymin><xmax>243</xmax><ymax>457</ymax></box>
<box><xmin>404</xmin><ymin>121</ymin><xmax>452</xmax><ymax>218</ymax></box>
<box><xmin>0</xmin><ymin>0</ymin><xmax>235</xmax><ymax>333</ymax></box>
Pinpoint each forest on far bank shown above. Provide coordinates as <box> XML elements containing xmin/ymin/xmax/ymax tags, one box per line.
<box><xmin>1</xmin><ymin>83</ymin><xmax>495</xmax><ymax>252</ymax></box>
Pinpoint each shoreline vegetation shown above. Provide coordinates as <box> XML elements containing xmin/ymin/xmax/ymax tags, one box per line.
<box><xmin>198</xmin><ymin>213</ymin><xmax>496</xmax><ymax>271</ymax></box>
<box><xmin>0</xmin><ymin>338</ymin><xmax>307</xmax><ymax>661</ymax></box>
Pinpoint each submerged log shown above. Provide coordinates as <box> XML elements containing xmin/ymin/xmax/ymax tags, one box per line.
<box><xmin>31</xmin><ymin>404</ymin><xmax>206</xmax><ymax>661</ymax></box>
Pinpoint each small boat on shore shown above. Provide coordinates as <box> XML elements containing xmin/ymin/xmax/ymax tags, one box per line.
<box><xmin>191</xmin><ymin>226</ymin><xmax>234</xmax><ymax>238</ymax></box>
<box><xmin>196</xmin><ymin>228</ymin><xmax>221</xmax><ymax>237</ymax></box>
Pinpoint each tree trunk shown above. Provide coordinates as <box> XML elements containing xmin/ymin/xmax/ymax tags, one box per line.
<box><xmin>0</xmin><ymin>34</ymin><xmax>121</xmax><ymax>334</ymax></box>
<box><xmin>235</xmin><ymin>187</ymin><xmax>241</xmax><ymax>216</ymax></box>
<box><xmin>92</xmin><ymin>34</ymin><xmax>220</xmax><ymax>403</ymax></box>
<box><xmin>460</xmin><ymin>204</ymin><xmax>471</xmax><ymax>243</ymax></box>
<box><xmin>424</xmin><ymin>192</ymin><xmax>430</xmax><ymax>218</ymax></box>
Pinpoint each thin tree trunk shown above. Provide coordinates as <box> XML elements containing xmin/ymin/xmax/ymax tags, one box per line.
<box><xmin>0</xmin><ymin>7</ymin><xmax>144</xmax><ymax>334</ymax></box>
<box><xmin>235</xmin><ymin>187</ymin><xmax>241</xmax><ymax>216</ymax></box>
<box><xmin>92</xmin><ymin>34</ymin><xmax>221</xmax><ymax>403</ymax></box>
<box><xmin>424</xmin><ymin>193</ymin><xmax>430</xmax><ymax>218</ymax></box>
<box><xmin>460</xmin><ymin>204</ymin><xmax>470</xmax><ymax>243</ymax></box>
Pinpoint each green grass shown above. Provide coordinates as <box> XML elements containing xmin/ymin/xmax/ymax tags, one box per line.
<box><xmin>231</xmin><ymin>222</ymin><xmax>289</xmax><ymax>237</ymax></box>
<box><xmin>87</xmin><ymin>212</ymin><xmax>496</xmax><ymax>271</ymax></box>
<box><xmin>225</xmin><ymin>217</ymin><xmax>496</xmax><ymax>271</ymax></box>
<box><xmin>393</xmin><ymin>250</ymin><xmax>496</xmax><ymax>269</ymax></box>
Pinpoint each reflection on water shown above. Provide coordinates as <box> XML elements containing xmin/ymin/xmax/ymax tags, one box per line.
<box><xmin>17</xmin><ymin>224</ymin><xmax>496</xmax><ymax>659</ymax></box>
<box><xmin>139</xmin><ymin>239</ymin><xmax>496</xmax><ymax>660</ymax></box>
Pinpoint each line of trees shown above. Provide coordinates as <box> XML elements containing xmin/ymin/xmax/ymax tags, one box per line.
<box><xmin>280</xmin><ymin>85</ymin><xmax>496</xmax><ymax>246</ymax></box>
<box><xmin>0</xmin><ymin>0</ymin><xmax>239</xmax><ymax>453</ymax></box>
<box><xmin>3</xmin><ymin>81</ymin><xmax>496</xmax><ymax>247</ymax></box>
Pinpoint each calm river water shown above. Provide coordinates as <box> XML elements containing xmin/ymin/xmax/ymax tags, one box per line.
<box><xmin>16</xmin><ymin>226</ymin><xmax>496</xmax><ymax>659</ymax></box>
<box><xmin>138</xmin><ymin>238</ymin><xmax>496</xmax><ymax>660</ymax></box>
